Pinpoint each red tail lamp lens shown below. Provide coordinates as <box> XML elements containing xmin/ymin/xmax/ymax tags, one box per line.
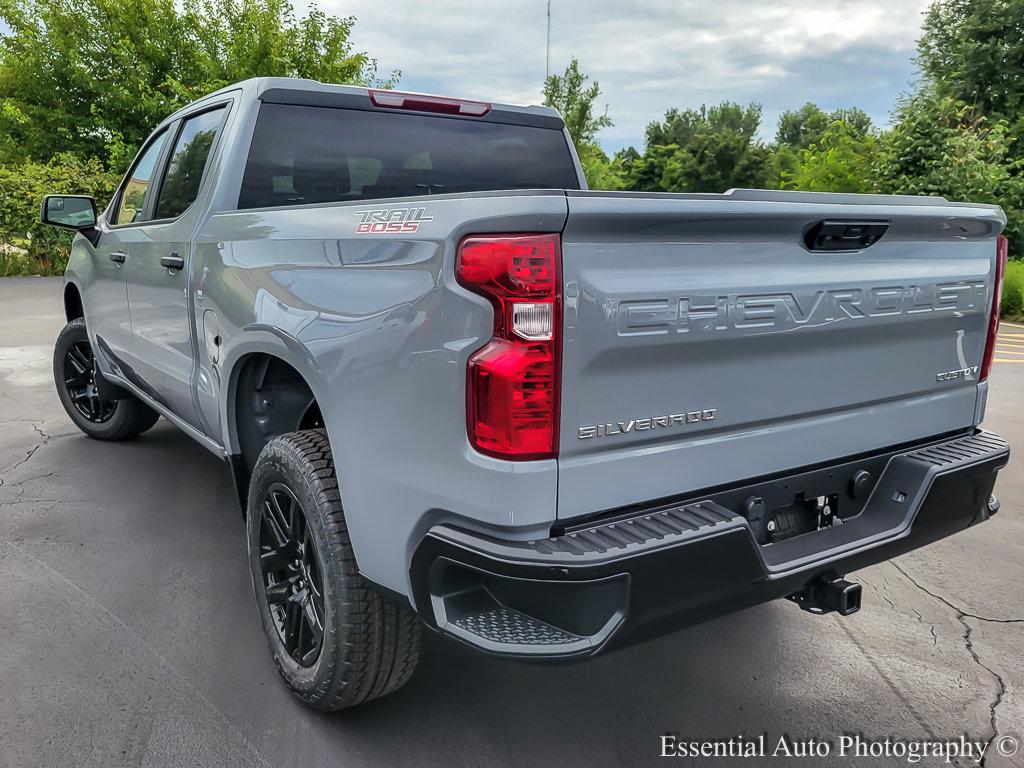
<box><xmin>457</xmin><ymin>234</ymin><xmax>561</xmax><ymax>459</ymax></box>
<box><xmin>981</xmin><ymin>234</ymin><xmax>1008</xmax><ymax>382</ymax></box>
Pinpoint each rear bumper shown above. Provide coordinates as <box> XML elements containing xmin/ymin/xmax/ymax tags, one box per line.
<box><xmin>410</xmin><ymin>430</ymin><xmax>1008</xmax><ymax>659</ymax></box>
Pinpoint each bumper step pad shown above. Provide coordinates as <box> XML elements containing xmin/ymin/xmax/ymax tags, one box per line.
<box><xmin>451</xmin><ymin>605</ymin><xmax>583</xmax><ymax>646</ymax></box>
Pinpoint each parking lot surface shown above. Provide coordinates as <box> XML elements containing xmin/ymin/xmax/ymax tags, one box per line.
<box><xmin>1</xmin><ymin>277</ymin><xmax>1021</xmax><ymax>767</ymax></box>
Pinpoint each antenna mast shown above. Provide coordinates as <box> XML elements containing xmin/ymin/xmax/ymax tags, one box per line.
<box><xmin>545</xmin><ymin>0</ymin><xmax>551</xmax><ymax>80</ymax></box>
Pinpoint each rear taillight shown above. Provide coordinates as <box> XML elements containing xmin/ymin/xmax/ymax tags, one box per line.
<box><xmin>980</xmin><ymin>234</ymin><xmax>1009</xmax><ymax>382</ymax></box>
<box><xmin>457</xmin><ymin>234</ymin><xmax>561</xmax><ymax>459</ymax></box>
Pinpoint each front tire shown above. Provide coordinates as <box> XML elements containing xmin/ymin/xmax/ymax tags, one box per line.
<box><xmin>247</xmin><ymin>429</ymin><xmax>421</xmax><ymax>710</ymax></box>
<box><xmin>53</xmin><ymin>319</ymin><xmax>160</xmax><ymax>441</ymax></box>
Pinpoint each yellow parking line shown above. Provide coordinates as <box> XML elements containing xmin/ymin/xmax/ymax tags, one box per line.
<box><xmin>1002</xmin><ymin>321</ymin><xmax>1024</xmax><ymax>329</ymax></box>
<box><xmin>995</xmin><ymin>348</ymin><xmax>1024</xmax><ymax>355</ymax></box>
<box><xmin>993</xmin><ymin>359</ymin><xmax>1024</xmax><ymax>363</ymax></box>
<box><xmin>995</xmin><ymin>339</ymin><xmax>1024</xmax><ymax>347</ymax></box>
<box><xmin>999</xmin><ymin>332</ymin><xmax>1024</xmax><ymax>338</ymax></box>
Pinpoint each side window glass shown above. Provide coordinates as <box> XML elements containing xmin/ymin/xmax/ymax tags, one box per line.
<box><xmin>114</xmin><ymin>131</ymin><xmax>168</xmax><ymax>225</ymax></box>
<box><xmin>155</xmin><ymin>107</ymin><xmax>225</xmax><ymax>220</ymax></box>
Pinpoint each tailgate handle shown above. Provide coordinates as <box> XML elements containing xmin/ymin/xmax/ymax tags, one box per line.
<box><xmin>805</xmin><ymin>220</ymin><xmax>889</xmax><ymax>252</ymax></box>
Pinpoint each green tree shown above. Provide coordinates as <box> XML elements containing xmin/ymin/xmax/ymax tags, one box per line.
<box><xmin>0</xmin><ymin>0</ymin><xmax>391</xmax><ymax>167</ymax></box>
<box><xmin>776</xmin><ymin>103</ymin><xmax>872</xmax><ymax>150</ymax></box>
<box><xmin>543</xmin><ymin>57</ymin><xmax>612</xmax><ymax>147</ymax></box>
<box><xmin>781</xmin><ymin>119</ymin><xmax>880</xmax><ymax>193</ymax></box>
<box><xmin>877</xmin><ymin>87</ymin><xmax>1024</xmax><ymax>250</ymax></box>
<box><xmin>623</xmin><ymin>103</ymin><xmax>771</xmax><ymax>192</ymax></box>
<box><xmin>918</xmin><ymin>0</ymin><xmax>1024</xmax><ymax>122</ymax></box>
<box><xmin>542</xmin><ymin>57</ymin><xmax>619</xmax><ymax>189</ymax></box>
<box><xmin>909</xmin><ymin>0</ymin><xmax>1024</xmax><ymax>259</ymax></box>
<box><xmin>576</xmin><ymin>143</ymin><xmax>624</xmax><ymax>191</ymax></box>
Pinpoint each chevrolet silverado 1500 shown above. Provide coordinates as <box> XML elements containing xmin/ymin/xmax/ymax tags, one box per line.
<box><xmin>40</xmin><ymin>78</ymin><xmax>1010</xmax><ymax>710</ymax></box>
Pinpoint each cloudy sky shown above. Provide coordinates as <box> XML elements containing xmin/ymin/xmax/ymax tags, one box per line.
<box><xmin>316</xmin><ymin>0</ymin><xmax>932</xmax><ymax>151</ymax></box>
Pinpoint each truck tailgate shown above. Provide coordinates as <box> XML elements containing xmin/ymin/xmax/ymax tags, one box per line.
<box><xmin>557</xmin><ymin>190</ymin><xmax>1005</xmax><ymax>520</ymax></box>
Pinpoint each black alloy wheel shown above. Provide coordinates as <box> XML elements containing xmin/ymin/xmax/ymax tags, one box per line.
<box><xmin>247</xmin><ymin>429</ymin><xmax>422</xmax><ymax>709</ymax></box>
<box><xmin>63</xmin><ymin>339</ymin><xmax>117</xmax><ymax>423</ymax></box>
<box><xmin>258</xmin><ymin>483</ymin><xmax>326</xmax><ymax>667</ymax></box>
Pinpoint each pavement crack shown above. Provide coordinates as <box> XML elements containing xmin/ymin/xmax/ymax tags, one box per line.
<box><xmin>0</xmin><ymin>421</ymin><xmax>65</xmax><ymax>479</ymax></box>
<box><xmin>890</xmin><ymin>561</ymin><xmax>1024</xmax><ymax>624</ymax></box>
<box><xmin>891</xmin><ymin>561</ymin><xmax>1009</xmax><ymax>766</ymax></box>
<box><xmin>908</xmin><ymin>606</ymin><xmax>939</xmax><ymax>646</ymax></box>
<box><xmin>3</xmin><ymin>441</ymin><xmax>43</xmax><ymax>475</ymax></box>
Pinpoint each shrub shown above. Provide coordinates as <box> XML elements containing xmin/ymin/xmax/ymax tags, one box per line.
<box><xmin>0</xmin><ymin>154</ymin><xmax>120</xmax><ymax>275</ymax></box>
<box><xmin>1002</xmin><ymin>259</ymin><xmax>1024</xmax><ymax>318</ymax></box>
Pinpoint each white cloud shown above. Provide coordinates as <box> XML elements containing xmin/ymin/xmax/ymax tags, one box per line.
<box><xmin>310</xmin><ymin>0</ymin><xmax>931</xmax><ymax>150</ymax></box>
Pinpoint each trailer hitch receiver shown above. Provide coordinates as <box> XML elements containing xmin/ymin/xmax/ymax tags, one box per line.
<box><xmin>787</xmin><ymin>573</ymin><xmax>862</xmax><ymax>616</ymax></box>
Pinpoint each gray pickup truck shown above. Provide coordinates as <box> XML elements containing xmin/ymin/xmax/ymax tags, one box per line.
<box><xmin>41</xmin><ymin>77</ymin><xmax>1010</xmax><ymax>711</ymax></box>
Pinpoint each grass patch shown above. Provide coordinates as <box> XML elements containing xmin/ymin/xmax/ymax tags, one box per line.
<box><xmin>1003</xmin><ymin>259</ymin><xmax>1024</xmax><ymax>320</ymax></box>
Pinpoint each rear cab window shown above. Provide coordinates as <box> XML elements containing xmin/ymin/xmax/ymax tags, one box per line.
<box><xmin>238</xmin><ymin>103</ymin><xmax>580</xmax><ymax>209</ymax></box>
<box><xmin>155</xmin><ymin>106</ymin><xmax>226</xmax><ymax>220</ymax></box>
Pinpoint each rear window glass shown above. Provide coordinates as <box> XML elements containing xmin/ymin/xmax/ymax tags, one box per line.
<box><xmin>238</xmin><ymin>103</ymin><xmax>580</xmax><ymax>209</ymax></box>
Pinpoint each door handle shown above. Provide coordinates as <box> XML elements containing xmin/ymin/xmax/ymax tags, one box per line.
<box><xmin>109</xmin><ymin>251</ymin><xmax>127</xmax><ymax>264</ymax></box>
<box><xmin>161</xmin><ymin>253</ymin><xmax>185</xmax><ymax>271</ymax></box>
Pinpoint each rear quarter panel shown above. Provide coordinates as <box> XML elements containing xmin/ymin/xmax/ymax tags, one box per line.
<box><xmin>194</xmin><ymin>192</ymin><xmax>568</xmax><ymax>595</ymax></box>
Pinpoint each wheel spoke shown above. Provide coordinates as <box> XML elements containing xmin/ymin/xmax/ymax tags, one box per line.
<box><xmin>296</xmin><ymin>607</ymin><xmax>307</xmax><ymax>655</ymax></box>
<box><xmin>268</xmin><ymin>493</ymin><xmax>292</xmax><ymax>540</ymax></box>
<box><xmin>262</xmin><ymin>500</ymin><xmax>288</xmax><ymax>546</ymax></box>
<box><xmin>305</xmin><ymin>545</ymin><xmax>322</xmax><ymax>602</ymax></box>
<box><xmin>65</xmin><ymin>354</ymin><xmax>87</xmax><ymax>376</ymax></box>
<box><xmin>302</xmin><ymin>596</ymin><xmax>324</xmax><ymax>642</ymax></box>
<box><xmin>68</xmin><ymin>344</ymin><xmax>91</xmax><ymax>371</ymax></box>
<box><xmin>260</xmin><ymin>545</ymin><xmax>292</xmax><ymax>573</ymax></box>
<box><xmin>284</xmin><ymin>601</ymin><xmax>301</xmax><ymax>653</ymax></box>
<box><xmin>286</xmin><ymin>495</ymin><xmax>302</xmax><ymax>543</ymax></box>
<box><xmin>65</xmin><ymin>372</ymin><xmax>89</xmax><ymax>389</ymax></box>
<box><xmin>264</xmin><ymin>580</ymin><xmax>292</xmax><ymax>604</ymax></box>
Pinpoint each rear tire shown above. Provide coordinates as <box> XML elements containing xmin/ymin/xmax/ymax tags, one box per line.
<box><xmin>53</xmin><ymin>319</ymin><xmax>160</xmax><ymax>441</ymax></box>
<box><xmin>247</xmin><ymin>429</ymin><xmax>421</xmax><ymax>710</ymax></box>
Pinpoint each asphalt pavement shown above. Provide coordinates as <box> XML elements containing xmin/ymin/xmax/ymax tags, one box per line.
<box><xmin>1</xmin><ymin>276</ymin><xmax>1021</xmax><ymax>767</ymax></box>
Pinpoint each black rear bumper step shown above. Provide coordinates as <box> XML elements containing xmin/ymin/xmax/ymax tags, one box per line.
<box><xmin>411</xmin><ymin>430</ymin><xmax>1008</xmax><ymax>659</ymax></box>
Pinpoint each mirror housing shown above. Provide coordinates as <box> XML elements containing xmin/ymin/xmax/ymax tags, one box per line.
<box><xmin>40</xmin><ymin>195</ymin><xmax>98</xmax><ymax>231</ymax></box>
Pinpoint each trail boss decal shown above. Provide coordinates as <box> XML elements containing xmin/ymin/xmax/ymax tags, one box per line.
<box><xmin>355</xmin><ymin>207</ymin><xmax>433</xmax><ymax>234</ymax></box>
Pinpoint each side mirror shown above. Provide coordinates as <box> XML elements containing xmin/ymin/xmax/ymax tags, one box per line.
<box><xmin>40</xmin><ymin>195</ymin><xmax>98</xmax><ymax>231</ymax></box>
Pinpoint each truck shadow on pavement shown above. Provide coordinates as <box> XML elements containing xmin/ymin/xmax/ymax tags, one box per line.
<box><xmin>3</xmin><ymin>417</ymin><xmax>1009</xmax><ymax>768</ymax></box>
